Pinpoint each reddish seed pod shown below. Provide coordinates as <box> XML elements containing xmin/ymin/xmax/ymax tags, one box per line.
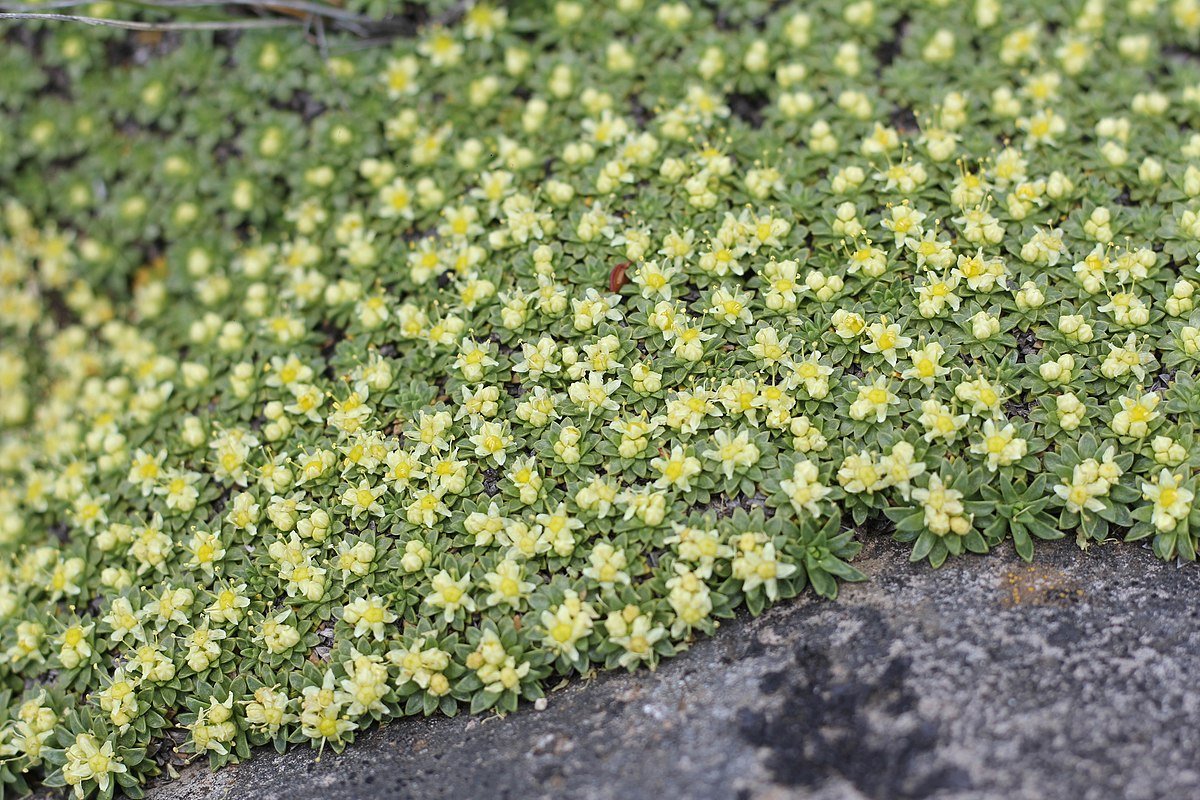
<box><xmin>609</xmin><ymin>261</ymin><xmax>631</xmax><ymax>293</ymax></box>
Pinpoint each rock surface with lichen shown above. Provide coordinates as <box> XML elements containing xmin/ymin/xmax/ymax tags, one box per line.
<box><xmin>151</xmin><ymin>538</ymin><xmax>1200</xmax><ymax>800</ymax></box>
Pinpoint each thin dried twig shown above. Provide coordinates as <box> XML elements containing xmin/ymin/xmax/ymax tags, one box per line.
<box><xmin>314</xmin><ymin>12</ymin><xmax>328</xmax><ymax>59</ymax></box>
<box><xmin>0</xmin><ymin>0</ymin><xmax>374</xmax><ymax>24</ymax></box>
<box><xmin>0</xmin><ymin>0</ymin><xmax>106</xmax><ymax>8</ymax></box>
<box><xmin>0</xmin><ymin>11</ymin><xmax>301</xmax><ymax>29</ymax></box>
<box><xmin>153</xmin><ymin>0</ymin><xmax>372</xmax><ymax>24</ymax></box>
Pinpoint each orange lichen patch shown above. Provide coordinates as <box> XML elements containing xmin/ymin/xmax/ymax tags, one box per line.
<box><xmin>1000</xmin><ymin>565</ymin><xmax>1085</xmax><ymax>608</ymax></box>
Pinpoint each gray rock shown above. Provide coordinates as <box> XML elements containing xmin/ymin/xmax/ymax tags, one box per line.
<box><xmin>151</xmin><ymin>537</ymin><xmax>1200</xmax><ymax>800</ymax></box>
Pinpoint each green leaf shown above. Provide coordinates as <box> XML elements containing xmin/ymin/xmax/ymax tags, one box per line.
<box><xmin>963</xmin><ymin>530</ymin><xmax>988</xmax><ymax>554</ymax></box>
<box><xmin>807</xmin><ymin>568</ymin><xmax>837</xmax><ymax>599</ymax></box>
<box><xmin>910</xmin><ymin>530</ymin><xmax>937</xmax><ymax>563</ymax></box>
<box><xmin>1012</xmin><ymin>527</ymin><xmax>1035</xmax><ymax>562</ymax></box>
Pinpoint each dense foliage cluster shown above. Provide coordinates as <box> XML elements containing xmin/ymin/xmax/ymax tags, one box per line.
<box><xmin>5</xmin><ymin>0</ymin><xmax>1200</xmax><ymax>796</ymax></box>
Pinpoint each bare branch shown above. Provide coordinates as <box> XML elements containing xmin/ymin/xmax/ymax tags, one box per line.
<box><xmin>0</xmin><ymin>11</ymin><xmax>301</xmax><ymax>30</ymax></box>
<box><xmin>172</xmin><ymin>0</ymin><xmax>372</xmax><ymax>25</ymax></box>
<box><xmin>0</xmin><ymin>0</ymin><xmax>100</xmax><ymax>9</ymax></box>
<box><xmin>0</xmin><ymin>0</ymin><xmax>377</xmax><ymax>25</ymax></box>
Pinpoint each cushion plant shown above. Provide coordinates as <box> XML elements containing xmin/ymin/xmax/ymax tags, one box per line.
<box><xmin>2</xmin><ymin>0</ymin><xmax>1200</xmax><ymax>797</ymax></box>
